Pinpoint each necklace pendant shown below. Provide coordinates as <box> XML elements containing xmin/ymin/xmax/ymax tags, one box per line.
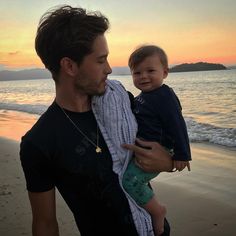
<box><xmin>96</xmin><ymin>146</ymin><xmax>102</xmax><ymax>153</ymax></box>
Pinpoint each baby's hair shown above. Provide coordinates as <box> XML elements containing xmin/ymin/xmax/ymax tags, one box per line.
<box><xmin>128</xmin><ymin>45</ymin><xmax>168</xmax><ymax>70</ymax></box>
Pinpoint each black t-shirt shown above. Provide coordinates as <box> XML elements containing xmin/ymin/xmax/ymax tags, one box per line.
<box><xmin>20</xmin><ymin>101</ymin><xmax>138</xmax><ymax>236</ymax></box>
<box><xmin>133</xmin><ymin>84</ymin><xmax>191</xmax><ymax>161</ymax></box>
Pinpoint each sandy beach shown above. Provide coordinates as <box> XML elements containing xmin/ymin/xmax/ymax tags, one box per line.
<box><xmin>0</xmin><ymin>110</ymin><xmax>236</xmax><ymax>236</ymax></box>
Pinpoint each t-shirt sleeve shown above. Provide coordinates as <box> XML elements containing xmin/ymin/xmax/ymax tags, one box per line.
<box><xmin>20</xmin><ymin>138</ymin><xmax>55</xmax><ymax>192</ymax></box>
<box><xmin>155</xmin><ymin>88</ymin><xmax>191</xmax><ymax>161</ymax></box>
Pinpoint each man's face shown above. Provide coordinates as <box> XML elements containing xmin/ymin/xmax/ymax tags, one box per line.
<box><xmin>74</xmin><ymin>34</ymin><xmax>112</xmax><ymax>96</ymax></box>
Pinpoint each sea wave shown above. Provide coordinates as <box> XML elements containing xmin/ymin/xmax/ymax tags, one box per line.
<box><xmin>0</xmin><ymin>102</ymin><xmax>236</xmax><ymax>147</ymax></box>
<box><xmin>186</xmin><ymin>118</ymin><xmax>236</xmax><ymax>147</ymax></box>
<box><xmin>0</xmin><ymin>102</ymin><xmax>47</xmax><ymax>115</ymax></box>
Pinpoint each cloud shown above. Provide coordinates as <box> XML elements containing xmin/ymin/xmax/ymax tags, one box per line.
<box><xmin>8</xmin><ymin>51</ymin><xmax>20</xmax><ymax>56</ymax></box>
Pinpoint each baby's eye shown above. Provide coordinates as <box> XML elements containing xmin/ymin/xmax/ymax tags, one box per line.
<box><xmin>133</xmin><ymin>71</ymin><xmax>141</xmax><ymax>75</ymax></box>
<box><xmin>148</xmin><ymin>69</ymin><xmax>155</xmax><ymax>73</ymax></box>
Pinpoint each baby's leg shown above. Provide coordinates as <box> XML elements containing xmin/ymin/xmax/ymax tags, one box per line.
<box><xmin>123</xmin><ymin>160</ymin><xmax>166</xmax><ymax>235</ymax></box>
<box><xmin>143</xmin><ymin>196</ymin><xmax>166</xmax><ymax>236</ymax></box>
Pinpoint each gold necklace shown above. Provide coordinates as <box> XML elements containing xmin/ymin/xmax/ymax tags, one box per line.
<box><xmin>60</xmin><ymin>106</ymin><xmax>102</xmax><ymax>153</ymax></box>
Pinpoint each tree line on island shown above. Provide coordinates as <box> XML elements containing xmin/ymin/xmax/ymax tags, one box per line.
<box><xmin>169</xmin><ymin>62</ymin><xmax>227</xmax><ymax>73</ymax></box>
<box><xmin>0</xmin><ymin>62</ymin><xmax>231</xmax><ymax>81</ymax></box>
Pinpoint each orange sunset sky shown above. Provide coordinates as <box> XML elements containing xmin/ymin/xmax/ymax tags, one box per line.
<box><xmin>0</xmin><ymin>0</ymin><xmax>236</xmax><ymax>70</ymax></box>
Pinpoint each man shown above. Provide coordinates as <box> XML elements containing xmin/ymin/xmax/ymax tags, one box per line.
<box><xmin>20</xmin><ymin>5</ymin><xmax>173</xmax><ymax>236</ymax></box>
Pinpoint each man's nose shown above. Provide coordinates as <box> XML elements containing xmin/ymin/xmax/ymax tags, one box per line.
<box><xmin>105</xmin><ymin>62</ymin><xmax>112</xmax><ymax>75</ymax></box>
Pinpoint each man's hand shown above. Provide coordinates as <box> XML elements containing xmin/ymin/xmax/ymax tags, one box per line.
<box><xmin>122</xmin><ymin>138</ymin><xmax>173</xmax><ymax>173</ymax></box>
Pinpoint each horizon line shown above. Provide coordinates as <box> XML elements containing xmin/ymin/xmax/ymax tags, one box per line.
<box><xmin>1</xmin><ymin>61</ymin><xmax>236</xmax><ymax>72</ymax></box>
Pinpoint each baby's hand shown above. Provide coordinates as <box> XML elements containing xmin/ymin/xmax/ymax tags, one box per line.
<box><xmin>173</xmin><ymin>160</ymin><xmax>191</xmax><ymax>172</ymax></box>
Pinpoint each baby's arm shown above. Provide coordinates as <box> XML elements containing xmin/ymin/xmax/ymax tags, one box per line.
<box><xmin>156</xmin><ymin>87</ymin><xmax>192</xmax><ymax>163</ymax></box>
<box><xmin>173</xmin><ymin>160</ymin><xmax>191</xmax><ymax>171</ymax></box>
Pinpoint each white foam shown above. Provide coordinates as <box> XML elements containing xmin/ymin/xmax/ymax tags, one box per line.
<box><xmin>1</xmin><ymin>102</ymin><xmax>236</xmax><ymax>148</ymax></box>
<box><xmin>0</xmin><ymin>102</ymin><xmax>47</xmax><ymax>115</ymax></box>
<box><xmin>186</xmin><ymin>118</ymin><xmax>236</xmax><ymax>147</ymax></box>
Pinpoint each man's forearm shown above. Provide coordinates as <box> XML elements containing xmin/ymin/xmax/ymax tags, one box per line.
<box><xmin>32</xmin><ymin>220</ymin><xmax>59</xmax><ymax>236</ymax></box>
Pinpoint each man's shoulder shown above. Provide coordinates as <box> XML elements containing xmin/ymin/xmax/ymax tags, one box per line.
<box><xmin>106</xmin><ymin>79</ymin><xmax>127</xmax><ymax>94</ymax></box>
<box><xmin>93</xmin><ymin>79</ymin><xmax>130</xmax><ymax>108</ymax></box>
<box><xmin>22</xmin><ymin>103</ymin><xmax>58</xmax><ymax>143</ymax></box>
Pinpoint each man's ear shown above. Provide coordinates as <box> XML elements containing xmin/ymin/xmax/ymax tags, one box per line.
<box><xmin>60</xmin><ymin>57</ymin><xmax>78</xmax><ymax>76</ymax></box>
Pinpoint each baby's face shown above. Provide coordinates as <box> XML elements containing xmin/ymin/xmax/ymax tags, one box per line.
<box><xmin>131</xmin><ymin>55</ymin><xmax>168</xmax><ymax>92</ymax></box>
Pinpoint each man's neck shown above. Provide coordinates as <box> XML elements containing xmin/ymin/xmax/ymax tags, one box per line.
<box><xmin>55</xmin><ymin>87</ymin><xmax>91</xmax><ymax>112</ymax></box>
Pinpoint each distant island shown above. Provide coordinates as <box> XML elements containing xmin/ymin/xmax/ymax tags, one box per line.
<box><xmin>0</xmin><ymin>68</ymin><xmax>51</xmax><ymax>81</ymax></box>
<box><xmin>0</xmin><ymin>62</ymin><xmax>232</xmax><ymax>81</ymax></box>
<box><xmin>169</xmin><ymin>62</ymin><xmax>227</xmax><ymax>73</ymax></box>
<box><xmin>111</xmin><ymin>62</ymin><xmax>228</xmax><ymax>75</ymax></box>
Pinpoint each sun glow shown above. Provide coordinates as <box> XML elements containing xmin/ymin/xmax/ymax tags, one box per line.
<box><xmin>0</xmin><ymin>0</ymin><xmax>236</xmax><ymax>70</ymax></box>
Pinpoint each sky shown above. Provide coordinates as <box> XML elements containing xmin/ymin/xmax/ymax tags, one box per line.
<box><xmin>0</xmin><ymin>0</ymin><xmax>236</xmax><ymax>71</ymax></box>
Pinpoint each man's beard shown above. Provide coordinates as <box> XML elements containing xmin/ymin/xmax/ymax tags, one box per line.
<box><xmin>74</xmin><ymin>82</ymin><xmax>106</xmax><ymax>96</ymax></box>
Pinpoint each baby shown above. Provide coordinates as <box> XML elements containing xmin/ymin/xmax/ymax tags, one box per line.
<box><xmin>123</xmin><ymin>45</ymin><xmax>191</xmax><ymax>235</ymax></box>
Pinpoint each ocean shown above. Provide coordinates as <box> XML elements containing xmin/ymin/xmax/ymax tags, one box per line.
<box><xmin>0</xmin><ymin>69</ymin><xmax>236</xmax><ymax>147</ymax></box>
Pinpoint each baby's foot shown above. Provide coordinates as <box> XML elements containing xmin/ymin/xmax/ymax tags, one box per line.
<box><xmin>153</xmin><ymin>205</ymin><xmax>167</xmax><ymax>236</ymax></box>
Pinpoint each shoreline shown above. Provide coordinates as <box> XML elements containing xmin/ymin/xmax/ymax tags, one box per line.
<box><xmin>0</xmin><ymin>109</ymin><xmax>39</xmax><ymax>142</ymax></box>
<box><xmin>1</xmin><ymin>109</ymin><xmax>235</xmax><ymax>150</ymax></box>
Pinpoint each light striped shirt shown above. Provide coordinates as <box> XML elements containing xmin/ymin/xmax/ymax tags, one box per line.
<box><xmin>92</xmin><ymin>80</ymin><xmax>154</xmax><ymax>236</ymax></box>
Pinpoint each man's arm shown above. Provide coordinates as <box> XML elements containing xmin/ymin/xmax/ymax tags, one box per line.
<box><xmin>122</xmin><ymin>138</ymin><xmax>173</xmax><ymax>172</ymax></box>
<box><xmin>28</xmin><ymin>188</ymin><xmax>59</xmax><ymax>236</ymax></box>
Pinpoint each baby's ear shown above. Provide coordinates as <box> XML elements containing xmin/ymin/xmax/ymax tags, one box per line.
<box><xmin>163</xmin><ymin>67</ymin><xmax>169</xmax><ymax>79</ymax></box>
